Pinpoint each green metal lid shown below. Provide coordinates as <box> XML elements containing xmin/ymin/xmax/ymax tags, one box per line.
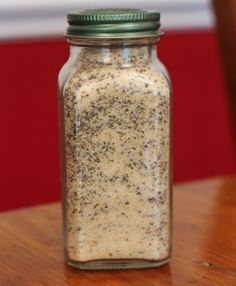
<box><xmin>66</xmin><ymin>8</ymin><xmax>161</xmax><ymax>38</ymax></box>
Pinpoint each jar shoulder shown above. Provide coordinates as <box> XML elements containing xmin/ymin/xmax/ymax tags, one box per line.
<box><xmin>62</xmin><ymin>60</ymin><xmax>171</xmax><ymax>99</ymax></box>
<box><xmin>58</xmin><ymin>52</ymin><xmax>79</xmax><ymax>93</ymax></box>
<box><xmin>153</xmin><ymin>58</ymin><xmax>172</xmax><ymax>87</ymax></box>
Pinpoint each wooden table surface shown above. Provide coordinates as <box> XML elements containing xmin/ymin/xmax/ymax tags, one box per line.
<box><xmin>0</xmin><ymin>176</ymin><xmax>236</xmax><ymax>286</ymax></box>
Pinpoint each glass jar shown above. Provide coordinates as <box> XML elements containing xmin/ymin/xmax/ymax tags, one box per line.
<box><xmin>58</xmin><ymin>8</ymin><xmax>172</xmax><ymax>270</ymax></box>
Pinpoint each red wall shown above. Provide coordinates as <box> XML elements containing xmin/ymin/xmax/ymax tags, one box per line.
<box><xmin>0</xmin><ymin>31</ymin><xmax>235</xmax><ymax>211</ymax></box>
<box><xmin>161</xmin><ymin>32</ymin><xmax>236</xmax><ymax>182</ymax></box>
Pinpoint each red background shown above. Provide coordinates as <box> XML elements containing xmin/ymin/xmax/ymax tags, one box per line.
<box><xmin>0</xmin><ymin>31</ymin><xmax>235</xmax><ymax>211</ymax></box>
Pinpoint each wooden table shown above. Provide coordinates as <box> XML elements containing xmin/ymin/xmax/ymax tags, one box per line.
<box><xmin>0</xmin><ymin>177</ymin><xmax>236</xmax><ymax>286</ymax></box>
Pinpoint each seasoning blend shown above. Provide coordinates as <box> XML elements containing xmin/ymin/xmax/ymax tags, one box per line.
<box><xmin>59</xmin><ymin>9</ymin><xmax>172</xmax><ymax>270</ymax></box>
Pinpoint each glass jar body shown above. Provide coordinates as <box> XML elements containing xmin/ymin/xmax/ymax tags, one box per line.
<box><xmin>58</xmin><ymin>37</ymin><xmax>172</xmax><ymax>270</ymax></box>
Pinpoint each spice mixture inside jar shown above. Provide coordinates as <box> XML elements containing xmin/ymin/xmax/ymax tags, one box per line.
<box><xmin>59</xmin><ymin>8</ymin><xmax>172</xmax><ymax>270</ymax></box>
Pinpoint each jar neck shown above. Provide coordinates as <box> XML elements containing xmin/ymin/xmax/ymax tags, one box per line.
<box><xmin>68</xmin><ymin>37</ymin><xmax>159</xmax><ymax>66</ymax></box>
<box><xmin>67</xmin><ymin>36</ymin><xmax>160</xmax><ymax>46</ymax></box>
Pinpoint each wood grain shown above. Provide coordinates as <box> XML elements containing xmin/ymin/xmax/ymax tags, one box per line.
<box><xmin>0</xmin><ymin>177</ymin><xmax>236</xmax><ymax>285</ymax></box>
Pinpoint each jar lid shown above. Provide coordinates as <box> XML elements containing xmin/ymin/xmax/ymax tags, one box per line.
<box><xmin>66</xmin><ymin>8</ymin><xmax>161</xmax><ymax>38</ymax></box>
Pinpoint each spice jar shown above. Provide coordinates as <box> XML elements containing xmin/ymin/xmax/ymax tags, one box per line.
<box><xmin>58</xmin><ymin>8</ymin><xmax>172</xmax><ymax>270</ymax></box>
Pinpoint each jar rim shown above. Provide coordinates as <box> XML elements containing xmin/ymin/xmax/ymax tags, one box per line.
<box><xmin>66</xmin><ymin>34</ymin><xmax>163</xmax><ymax>47</ymax></box>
